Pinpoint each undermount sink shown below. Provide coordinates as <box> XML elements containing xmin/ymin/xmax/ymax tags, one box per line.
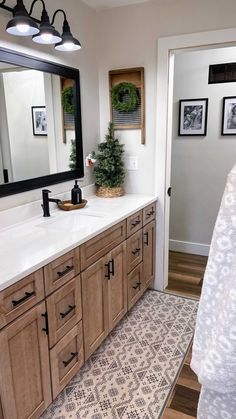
<box><xmin>36</xmin><ymin>212</ymin><xmax>106</xmax><ymax>233</ymax></box>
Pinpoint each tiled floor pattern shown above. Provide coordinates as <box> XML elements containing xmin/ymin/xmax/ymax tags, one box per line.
<box><xmin>41</xmin><ymin>291</ymin><xmax>198</xmax><ymax>419</ymax></box>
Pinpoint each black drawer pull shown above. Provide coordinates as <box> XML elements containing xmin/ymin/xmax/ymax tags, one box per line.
<box><xmin>42</xmin><ymin>311</ymin><xmax>49</xmax><ymax>335</ymax></box>
<box><xmin>60</xmin><ymin>304</ymin><xmax>76</xmax><ymax>319</ymax></box>
<box><xmin>57</xmin><ymin>265</ymin><xmax>73</xmax><ymax>278</ymax></box>
<box><xmin>105</xmin><ymin>262</ymin><xmax>111</xmax><ymax>280</ymax></box>
<box><xmin>110</xmin><ymin>259</ymin><xmax>115</xmax><ymax>276</ymax></box>
<box><xmin>132</xmin><ymin>248</ymin><xmax>140</xmax><ymax>256</ymax></box>
<box><xmin>63</xmin><ymin>351</ymin><xmax>78</xmax><ymax>367</ymax></box>
<box><xmin>144</xmin><ymin>232</ymin><xmax>149</xmax><ymax>246</ymax></box>
<box><xmin>12</xmin><ymin>291</ymin><xmax>35</xmax><ymax>307</ymax></box>
<box><xmin>131</xmin><ymin>219</ymin><xmax>141</xmax><ymax>227</ymax></box>
<box><xmin>133</xmin><ymin>282</ymin><xmax>141</xmax><ymax>290</ymax></box>
<box><xmin>147</xmin><ymin>209</ymin><xmax>155</xmax><ymax>217</ymax></box>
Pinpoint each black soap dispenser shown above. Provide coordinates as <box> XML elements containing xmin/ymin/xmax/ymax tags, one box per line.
<box><xmin>71</xmin><ymin>180</ymin><xmax>82</xmax><ymax>205</ymax></box>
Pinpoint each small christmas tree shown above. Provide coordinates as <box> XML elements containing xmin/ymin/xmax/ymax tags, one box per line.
<box><xmin>93</xmin><ymin>122</ymin><xmax>125</xmax><ymax>191</ymax></box>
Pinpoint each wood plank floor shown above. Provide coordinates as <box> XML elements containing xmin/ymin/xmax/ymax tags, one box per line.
<box><xmin>166</xmin><ymin>251</ymin><xmax>208</xmax><ymax>298</ymax></box>
<box><xmin>163</xmin><ymin>251</ymin><xmax>206</xmax><ymax>418</ymax></box>
<box><xmin>162</xmin><ymin>347</ymin><xmax>201</xmax><ymax>419</ymax></box>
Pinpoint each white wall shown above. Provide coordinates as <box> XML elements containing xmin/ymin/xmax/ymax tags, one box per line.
<box><xmin>98</xmin><ymin>0</ymin><xmax>236</xmax><ymax>195</ymax></box>
<box><xmin>169</xmin><ymin>47</ymin><xmax>236</xmax><ymax>254</ymax></box>
<box><xmin>0</xmin><ymin>0</ymin><xmax>100</xmax><ymax>210</ymax></box>
<box><xmin>3</xmin><ymin>70</ymin><xmax>49</xmax><ymax>181</ymax></box>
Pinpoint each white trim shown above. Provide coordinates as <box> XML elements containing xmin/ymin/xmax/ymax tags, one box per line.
<box><xmin>154</xmin><ymin>27</ymin><xmax>236</xmax><ymax>292</ymax></box>
<box><xmin>169</xmin><ymin>240</ymin><xmax>210</xmax><ymax>257</ymax></box>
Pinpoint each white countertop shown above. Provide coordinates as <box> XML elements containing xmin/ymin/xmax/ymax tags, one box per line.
<box><xmin>0</xmin><ymin>194</ymin><xmax>157</xmax><ymax>291</ymax></box>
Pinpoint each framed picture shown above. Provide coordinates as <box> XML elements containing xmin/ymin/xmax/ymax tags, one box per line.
<box><xmin>221</xmin><ymin>96</ymin><xmax>236</xmax><ymax>135</ymax></box>
<box><xmin>178</xmin><ymin>98</ymin><xmax>208</xmax><ymax>136</ymax></box>
<box><xmin>31</xmin><ymin>106</ymin><xmax>47</xmax><ymax>136</ymax></box>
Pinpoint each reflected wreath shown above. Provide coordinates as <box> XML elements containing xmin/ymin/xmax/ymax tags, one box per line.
<box><xmin>61</xmin><ymin>86</ymin><xmax>75</xmax><ymax>115</ymax></box>
<box><xmin>111</xmin><ymin>82</ymin><xmax>139</xmax><ymax>113</ymax></box>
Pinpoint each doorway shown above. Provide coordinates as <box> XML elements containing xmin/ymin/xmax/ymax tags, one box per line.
<box><xmin>155</xmin><ymin>29</ymin><xmax>236</xmax><ymax>293</ymax></box>
<box><xmin>166</xmin><ymin>46</ymin><xmax>236</xmax><ymax>297</ymax></box>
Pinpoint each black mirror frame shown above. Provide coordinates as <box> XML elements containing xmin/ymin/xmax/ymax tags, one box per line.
<box><xmin>0</xmin><ymin>47</ymin><xmax>84</xmax><ymax>198</ymax></box>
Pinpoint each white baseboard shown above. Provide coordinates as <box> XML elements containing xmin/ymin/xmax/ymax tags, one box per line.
<box><xmin>169</xmin><ymin>239</ymin><xmax>210</xmax><ymax>256</ymax></box>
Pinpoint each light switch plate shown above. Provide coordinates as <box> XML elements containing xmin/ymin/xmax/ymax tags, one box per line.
<box><xmin>125</xmin><ymin>156</ymin><xmax>138</xmax><ymax>171</ymax></box>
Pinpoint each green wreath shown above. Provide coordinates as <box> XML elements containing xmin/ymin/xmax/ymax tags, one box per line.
<box><xmin>61</xmin><ymin>86</ymin><xmax>75</xmax><ymax>115</ymax></box>
<box><xmin>111</xmin><ymin>82</ymin><xmax>139</xmax><ymax>113</ymax></box>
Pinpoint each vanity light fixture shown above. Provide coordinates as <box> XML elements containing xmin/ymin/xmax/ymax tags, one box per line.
<box><xmin>0</xmin><ymin>0</ymin><xmax>81</xmax><ymax>51</ymax></box>
<box><xmin>51</xmin><ymin>10</ymin><xmax>81</xmax><ymax>52</ymax></box>
<box><xmin>5</xmin><ymin>0</ymin><xmax>39</xmax><ymax>36</ymax></box>
<box><xmin>30</xmin><ymin>0</ymin><xmax>61</xmax><ymax>45</ymax></box>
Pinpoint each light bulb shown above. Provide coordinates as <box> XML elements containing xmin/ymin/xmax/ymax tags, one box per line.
<box><xmin>64</xmin><ymin>42</ymin><xmax>74</xmax><ymax>51</ymax></box>
<box><xmin>16</xmin><ymin>23</ymin><xmax>30</xmax><ymax>33</ymax></box>
<box><xmin>41</xmin><ymin>33</ymin><xmax>53</xmax><ymax>42</ymax></box>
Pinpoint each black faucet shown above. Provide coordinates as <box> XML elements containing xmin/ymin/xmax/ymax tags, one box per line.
<box><xmin>41</xmin><ymin>189</ymin><xmax>61</xmax><ymax>217</ymax></box>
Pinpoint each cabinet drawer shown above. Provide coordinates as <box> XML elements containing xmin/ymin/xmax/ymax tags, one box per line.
<box><xmin>44</xmin><ymin>248</ymin><xmax>80</xmax><ymax>296</ymax></box>
<box><xmin>80</xmin><ymin>220</ymin><xmax>126</xmax><ymax>270</ymax></box>
<box><xmin>127</xmin><ymin>210</ymin><xmax>142</xmax><ymax>238</ymax></box>
<box><xmin>143</xmin><ymin>202</ymin><xmax>156</xmax><ymax>226</ymax></box>
<box><xmin>50</xmin><ymin>321</ymin><xmax>84</xmax><ymax>399</ymax></box>
<box><xmin>0</xmin><ymin>269</ymin><xmax>44</xmax><ymax>330</ymax></box>
<box><xmin>127</xmin><ymin>263</ymin><xmax>143</xmax><ymax>310</ymax></box>
<box><xmin>46</xmin><ymin>276</ymin><xmax>82</xmax><ymax>348</ymax></box>
<box><xmin>126</xmin><ymin>230</ymin><xmax>143</xmax><ymax>273</ymax></box>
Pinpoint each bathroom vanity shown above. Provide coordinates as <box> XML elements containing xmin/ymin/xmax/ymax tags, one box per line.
<box><xmin>0</xmin><ymin>195</ymin><xmax>156</xmax><ymax>419</ymax></box>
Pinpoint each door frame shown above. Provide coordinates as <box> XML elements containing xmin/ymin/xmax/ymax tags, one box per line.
<box><xmin>154</xmin><ymin>27</ymin><xmax>236</xmax><ymax>291</ymax></box>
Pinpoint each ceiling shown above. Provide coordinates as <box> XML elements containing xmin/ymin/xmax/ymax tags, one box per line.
<box><xmin>82</xmin><ymin>0</ymin><xmax>151</xmax><ymax>10</ymax></box>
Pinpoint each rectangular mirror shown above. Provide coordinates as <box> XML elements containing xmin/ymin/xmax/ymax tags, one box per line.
<box><xmin>0</xmin><ymin>47</ymin><xmax>83</xmax><ymax>197</ymax></box>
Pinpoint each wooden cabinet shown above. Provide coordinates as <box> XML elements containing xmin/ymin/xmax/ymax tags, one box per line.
<box><xmin>50</xmin><ymin>321</ymin><xmax>84</xmax><ymax>399</ymax></box>
<box><xmin>82</xmin><ymin>242</ymin><xmax>127</xmax><ymax>361</ymax></box>
<box><xmin>127</xmin><ymin>210</ymin><xmax>142</xmax><ymax>238</ymax></box>
<box><xmin>0</xmin><ymin>302</ymin><xmax>51</xmax><ymax>419</ymax></box>
<box><xmin>107</xmin><ymin>242</ymin><xmax>127</xmax><ymax>331</ymax></box>
<box><xmin>81</xmin><ymin>258</ymin><xmax>109</xmax><ymax>361</ymax></box>
<box><xmin>46</xmin><ymin>276</ymin><xmax>82</xmax><ymax>348</ymax></box>
<box><xmin>80</xmin><ymin>220</ymin><xmax>126</xmax><ymax>270</ymax></box>
<box><xmin>143</xmin><ymin>202</ymin><xmax>156</xmax><ymax>226</ymax></box>
<box><xmin>44</xmin><ymin>248</ymin><xmax>80</xmax><ymax>296</ymax></box>
<box><xmin>0</xmin><ymin>269</ymin><xmax>44</xmax><ymax>330</ymax></box>
<box><xmin>143</xmin><ymin>220</ymin><xmax>156</xmax><ymax>289</ymax></box>
<box><xmin>127</xmin><ymin>263</ymin><xmax>143</xmax><ymax>310</ymax></box>
<box><xmin>0</xmin><ymin>200</ymin><xmax>156</xmax><ymax>418</ymax></box>
<box><xmin>126</xmin><ymin>229</ymin><xmax>143</xmax><ymax>273</ymax></box>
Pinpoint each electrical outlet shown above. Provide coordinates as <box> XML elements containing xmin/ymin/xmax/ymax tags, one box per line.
<box><xmin>125</xmin><ymin>156</ymin><xmax>138</xmax><ymax>171</ymax></box>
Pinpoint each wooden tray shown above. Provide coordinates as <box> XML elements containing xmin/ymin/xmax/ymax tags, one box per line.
<box><xmin>58</xmin><ymin>199</ymin><xmax>87</xmax><ymax>211</ymax></box>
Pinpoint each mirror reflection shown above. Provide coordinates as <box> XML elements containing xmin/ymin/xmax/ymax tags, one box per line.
<box><xmin>0</xmin><ymin>63</ymin><xmax>76</xmax><ymax>185</ymax></box>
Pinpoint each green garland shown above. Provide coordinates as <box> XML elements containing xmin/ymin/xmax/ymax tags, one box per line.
<box><xmin>111</xmin><ymin>82</ymin><xmax>139</xmax><ymax>113</ymax></box>
<box><xmin>61</xmin><ymin>86</ymin><xmax>75</xmax><ymax>115</ymax></box>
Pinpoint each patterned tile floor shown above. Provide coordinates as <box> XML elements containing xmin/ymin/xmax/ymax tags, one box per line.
<box><xmin>41</xmin><ymin>291</ymin><xmax>198</xmax><ymax>419</ymax></box>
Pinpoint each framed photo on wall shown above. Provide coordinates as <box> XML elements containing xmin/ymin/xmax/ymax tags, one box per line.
<box><xmin>178</xmin><ymin>98</ymin><xmax>208</xmax><ymax>136</ymax></box>
<box><xmin>31</xmin><ymin>106</ymin><xmax>47</xmax><ymax>136</ymax></box>
<box><xmin>221</xmin><ymin>96</ymin><xmax>236</xmax><ymax>135</ymax></box>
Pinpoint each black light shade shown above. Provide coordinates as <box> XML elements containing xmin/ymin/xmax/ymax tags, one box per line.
<box><xmin>32</xmin><ymin>8</ymin><xmax>61</xmax><ymax>44</ymax></box>
<box><xmin>55</xmin><ymin>19</ymin><xmax>81</xmax><ymax>52</ymax></box>
<box><xmin>6</xmin><ymin>0</ymin><xmax>39</xmax><ymax>36</ymax></box>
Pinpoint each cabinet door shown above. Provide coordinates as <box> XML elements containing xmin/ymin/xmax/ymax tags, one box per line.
<box><xmin>44</xmin><ymin>248</ymin><xmax>80</xmax><ymax>296</ymax></box>
<box><xmin>47</xmin><ymin>276</ymin><xmax>82</xmax><ymax>348</ymax></box>
<box><xmin>50</xmin><ymin>321</ymin><xmax>84</xmax><ymax>399</ymax></box>
<box><xmin>143</xmin><ymin>221</ymin><xmax>156</xmax><ymax>290</ymax></box>
<box><xmin>0</xmin><ymin>302</ymin><xmax>51</xmax><ymax>419</ymax></box>
<box><xmin>128</xmin><ymin>263</ymin><xmax>143</xmax><ymax>310</ymax></box>
<box><xmin>107</xmin><ymin>242</ymin><xmax>127</xmax><ymax>331</ymax></box>
<box><xmin>126</xmin><ymin>229</ymin><xmax>143</xmax><ymax>273</ymax></box>
<box><xmin>81</xmin><ymin>259</ymin><xmax>108</xmax><ymax>361</ymax></box>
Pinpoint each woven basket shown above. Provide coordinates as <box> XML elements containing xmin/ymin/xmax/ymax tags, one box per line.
<box><xmin>96</xmin><ymin>186</ymin><xmax>124</xmax><ymax>198</ymax></box>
